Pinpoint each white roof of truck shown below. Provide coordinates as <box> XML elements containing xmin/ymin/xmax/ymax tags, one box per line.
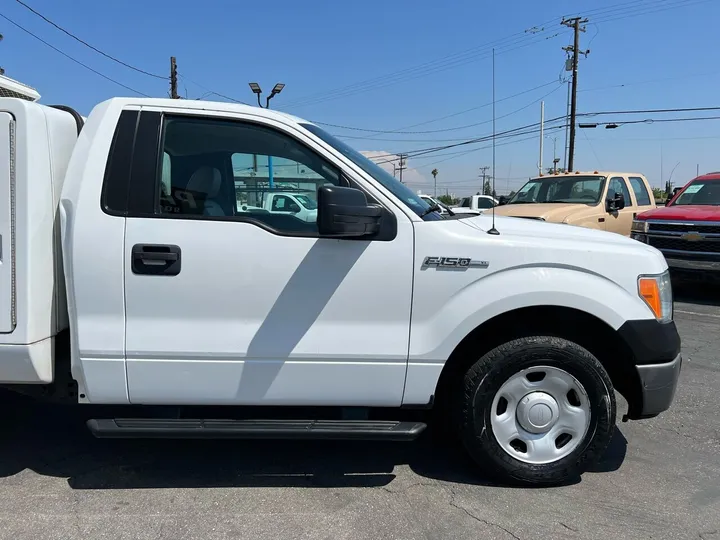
<box><xmin>98</xmin><ymin>97</ymin><xmax>312</xmax><ymax>127</ymax></box>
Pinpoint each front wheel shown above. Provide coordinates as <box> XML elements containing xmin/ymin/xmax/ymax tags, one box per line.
<box><xmin>455</xmin><ymin>336</ymin><xmax>616</xmax><ymax>486</ymax></box>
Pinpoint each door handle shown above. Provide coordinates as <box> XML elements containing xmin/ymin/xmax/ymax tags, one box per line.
<box><xmin>131</xmin><ymin>244</ymin><xmax>182</xmax><ymax>276</ymax></box>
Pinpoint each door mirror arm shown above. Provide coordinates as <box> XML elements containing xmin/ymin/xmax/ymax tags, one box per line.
<box><xmin>606</xmin><ymin>192</ymin><xmax>626</xmax><ymax>212</ymax></box>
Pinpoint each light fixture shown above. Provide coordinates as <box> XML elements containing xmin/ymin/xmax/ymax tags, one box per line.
<box><xmin>248</xmin><ymin>82</ymin><xmax>262</xmax><ymax>94</ymax></box>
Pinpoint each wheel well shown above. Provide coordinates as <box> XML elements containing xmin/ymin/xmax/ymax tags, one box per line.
<box><xmin>433</xmin><ymin>306</ymin><xmax>642</xmax><ymax>416</ymax></box>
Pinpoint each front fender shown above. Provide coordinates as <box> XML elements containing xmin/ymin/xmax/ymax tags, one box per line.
<box><xmin>409</xmin><ymin>264</ymin><xmax>653</xmax><ymax>364</ymax></box>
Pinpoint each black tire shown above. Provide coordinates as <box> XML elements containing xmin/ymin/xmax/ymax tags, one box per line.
<box><xmin>454</xmin><ymin>335</ymin><xmax>616</xmax><ymax>486</ymax></box>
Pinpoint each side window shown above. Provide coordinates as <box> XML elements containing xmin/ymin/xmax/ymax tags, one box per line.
<box><xmin>629</xmin><ymin>176</ymin><xmax>652</xmax><ymax>206</ymax></box>
<box><xmin>159</xmin><ymin>152</ymin><xmax>173</xmax><ymax>209</ymax></box>
<box><xmin>476</xmin><ymin>197</ymin><xmax>495</xmax><ymax>209</ymax></box>
<box><xmin>157</xmin><ymin>115</ymin><xmax>340</xmax><ymax>234</ymax></box>
<box><xmin>608</xmin><ymin>177</ymin><xmax>632</xmax><ymax>206</ymax></box>
<box><xmin>460</xmin><ymin>197</ymin><xmax>471</xmax><ymax>207</ymax></box>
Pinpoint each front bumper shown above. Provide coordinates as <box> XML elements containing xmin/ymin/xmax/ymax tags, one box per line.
<box><xmin>666</xmin><ymin>257</ymin><xmax>720</xmax><ymax>272</ymax></box>
<box><xmin>617</xmin><ymin>319</ymin><xmax>682</xmax><ymax>419</ymax></box>
<box><xmin>634</xmin><ymin>353</ymin><xmax>683</xmax><ymax>419</ymax></box>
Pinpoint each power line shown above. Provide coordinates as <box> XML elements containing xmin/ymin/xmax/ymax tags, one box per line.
<box><xmin>0</xmin><ymin>12</ymin><xmax>150</xmax><ymax>97</ymax></box>
<box><xmin>312</xmin><ymin>80</ymin><xmax>560</xmax><ymax>134</ymax></box>
<box><xmin>281</xmin><ymin>31</ymin><xmax>563</xmax><ymax>109</ymax></box>
<box><xmin>580</xmin><ymin>105</ymin><xmax>720</xmax><ymax>116</ymax></box>
<box><xmin>279</xmin><ymin>0</ymin><xmax>700</xmax><ymax>110</ymax></box>
<box><xmin>587</xmin><ymin>115</ymin><xmax>720</xmax><ymax>127</ymax></box>
<box><xmin>591</xmin><ymin>0</ymin><xmax>712</xmax><ymax>24</ymax></box>
<box><xmin>580</xmin><ymin>70</ymin><xmax>720</xmax><ymax>93</ymax></box>
<box><xmin>371</xmin><ymin>120</ymin><xmax>568</xmax><ymax>165</ymax></box>
<box><xmin>415</xmin><ymin>126</ymin><xmax>568</xmax><ymax>169</ymax></box>
<box><xmin>13</xmin><ymin>0</ymin><xmax>166</xmax><ymax>79</ymax></box>
<box><xmin>388</xmin><ymin>109</ymin><xmax>720</xmax><ymax>165</ymax></box>
<box><xmin>331</xmin><ymin>82</ymin><xmax>566</xmax><ymax>141</ymax></box>
<box><xmin>178</xmin><ymin>74</ymin><xmax>249</xmax><ymax>104</ymax></box>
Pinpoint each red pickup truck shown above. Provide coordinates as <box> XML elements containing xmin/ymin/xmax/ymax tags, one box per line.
<box><xmin>631</xmin><ymin>172</ymin><xmax>720</xmax><ymax>276</ymax></box>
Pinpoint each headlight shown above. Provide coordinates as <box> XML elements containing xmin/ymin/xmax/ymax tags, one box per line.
<box><xmin>638</xmin><ymin>271</ymin><xmax>673</xmax><ymax>322</ymax></box>
<box><xmin>631</xmin><ymin>220</ymin><xmax>649</xmax><ymax>233</ymax></box>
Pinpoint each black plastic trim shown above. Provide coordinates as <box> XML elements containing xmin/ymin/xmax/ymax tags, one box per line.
<box><xmin>127</xmin><ymin>111</ymin><xmax>162</xmax><ymax>216</ymax></box>
<box><xmin>49</xmin><ymin>104</ymin><xmax>85</xmax><ymax>135</ymax></box>
<box><xmin>617</xmin><ymin>319</ymin><xmax>681</xmax><ymax>365</ymax></box>
<box><xmin>101</xmin><ymin>110</ymin><xmax>139</xmax><ymax>216</ymax></box>
<box><xmin>87</xmin><ymin>418</ymin><xmax>426</xmax><ymax>441</ymax></box>
<box><xmin>629</xmin><ymin>353</ymin><xmax>682</xmax><ymax>419</ymax></box>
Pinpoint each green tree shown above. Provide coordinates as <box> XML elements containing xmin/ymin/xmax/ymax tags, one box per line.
<box><xmin>652</xmin><ymin>187</ymin><xmax>667</xmax><ymax>204</ymax></box>
<box><xmin>437</xmin><ymin>194</ymin><xmax>455</xmax><ymax>205</ymax></box>
<box><xmin>483</xmin><ymin>179</ymin><xmax>492</xmax><ymax>196</ymax></box>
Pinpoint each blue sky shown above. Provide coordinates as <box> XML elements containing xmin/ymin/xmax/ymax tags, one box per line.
<box><xmin>2</xmin><ymin>0</ymin><xmax>718</xmax><ymax>196</ymax></box>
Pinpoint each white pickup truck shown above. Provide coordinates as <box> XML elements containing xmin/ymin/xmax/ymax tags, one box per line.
<box><xmin>0</xmin><ymin>97</ymin><xmax>682</xmax><ymax>486</ymax></box>
<box><xmin>237</xmin><ymin>191</ymin><xmax>318</xmax><ymax>223</ymax></box>
<box><xmin>453</xmin><ymin>194</ymin><xmax>499</xmax><ymax>214</ymax></box>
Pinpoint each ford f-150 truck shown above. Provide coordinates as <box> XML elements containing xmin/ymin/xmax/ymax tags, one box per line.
<box><xmin>0</xmin><ymin>97</ymin><xmax>681</xmax><ymax>486</ymax></box>
<box><xmin>631</xmin><ymin>172</ymin><xmax>720</xmax><ymax>277</ymax></box>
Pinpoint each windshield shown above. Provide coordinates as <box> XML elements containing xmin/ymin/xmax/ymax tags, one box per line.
<box><xmin>508</xmin><ymin>175</ymin><xmax>606</xmax><ymax>205</ymax></box>
<box><xmin>295</xmin><ymin>194</ymin><xmax>318</xmax><ymax>210</ymax></box>
<box><xmin>672</xmin><ymin>180</ymin><xmax>720</xmax><ymax>206</ymax></box>
<box><xmin>300</xmin><ymin>123</ymin><xmax>442</xmax><ymax>221</ymax></box>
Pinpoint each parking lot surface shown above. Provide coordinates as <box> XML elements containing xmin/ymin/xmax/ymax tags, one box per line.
<box><xmin>1</xmin><ymin>285</ymin><xmax>718</xmax><ymax>540</ymax></box>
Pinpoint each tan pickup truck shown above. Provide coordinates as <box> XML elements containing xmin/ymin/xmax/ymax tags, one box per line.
<box><xmin>494</xmin><ymin>171</ymin><xmax>656</xmax><ymax>235</ymax></box>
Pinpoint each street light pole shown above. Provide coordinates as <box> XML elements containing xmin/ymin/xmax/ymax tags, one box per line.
<box><xmin>248</xmin><ymin>82</ymin><xmax>285</xmax><ymax>189</ymax></box>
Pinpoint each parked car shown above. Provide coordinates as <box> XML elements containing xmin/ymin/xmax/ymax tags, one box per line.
<box><xmin>492</xmin><ymin>171</ymin><xmax>656</xmax><ymax>236</ymax></box>
<box><xmin>632</xmin><ymin>172</ymin><xmax>720</xmax><ymax>277</ymax></box>
<box><xmin>452</xmin><ymin>194</ymin><xmax>498</xmax><ymax>214</ymax></box>
<box><xmin>419</xmin><ymin>194</ymin><xmax>450</xmax><ymax>215</ymax></box>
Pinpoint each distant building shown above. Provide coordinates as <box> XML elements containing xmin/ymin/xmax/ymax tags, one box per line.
<box><xmin>0</xmin><ymin>74</ymin><xmax>40</xmax><ymax>101</ymax></box>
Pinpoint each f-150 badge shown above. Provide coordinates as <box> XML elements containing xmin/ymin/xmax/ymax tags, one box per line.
<box><xmin>422</xmin><ymin>256</ymin><xmax>489</xmax><ymax>269</ymax></box>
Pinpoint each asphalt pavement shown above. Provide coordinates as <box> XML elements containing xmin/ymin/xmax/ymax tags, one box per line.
<box><xmin>0</xmin><ymin>284</ymin><xmax>718</xmax><ymax>540</ymax></box>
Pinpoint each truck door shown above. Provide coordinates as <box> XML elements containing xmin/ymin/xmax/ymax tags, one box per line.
<box><xmin>628</xmin><ymin>176</ymin><xmax>655</xmax><ymax>214</ymax></box>
<box><xmin>122</xmin><ymin>111</ymin><xmax>414</xmax><ymax>406</ymax></box>
<box><xmin>0</xmin><ymin>112</ymin><xmax>15</xmax><ymax>333</ymax></box>
<box><xmin>605</xmin><ymin>176</ymin><xmax>635</xmax><ymax>235</ymax></box>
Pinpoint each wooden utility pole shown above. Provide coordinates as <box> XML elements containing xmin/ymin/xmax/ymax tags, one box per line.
<box><xmin>170</xmin><ymin>56</ymin><xmax>179</xmax><ymax>99</ymax></box>
<box><xmin>478</xmin><ymin>165</ymin><xmax>490</xmax><ymax>194</ymax></box>
<box><xmin>397</xmin><ymin>154</ymin><xmax>408</xmax><ymax>184</ymax></box>
<box><xmin>561</xmin><ymin>17</ymin><xmax>589</xmax><ymax>172</ymax></box>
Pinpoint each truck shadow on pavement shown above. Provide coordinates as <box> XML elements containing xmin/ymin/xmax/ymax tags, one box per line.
<box><xmin>0</xmin><ymin>390</ymin><xmax>627</xmax><ymax>491</ymax></box>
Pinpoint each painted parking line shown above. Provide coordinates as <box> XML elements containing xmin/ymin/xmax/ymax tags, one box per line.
<box><xmin>675</xmin><ymin>309</ymin><xmax>720</xmax><ymax>319</ymax></box>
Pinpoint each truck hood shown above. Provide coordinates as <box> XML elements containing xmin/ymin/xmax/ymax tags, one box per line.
<box><xmin>491</xmin><ymin>203</ymin><xmax>592</xmax><ymax>223</ymax></box>
<box><xmin>458</xmin><ymin>213</ymin><xmax>655</xmax><ymax>250</ymax></box>
<box><xmin>415</xmin><ymin>213</ymin><xmax>668</xmax><ymax>302</ymax></box>
<box><xmin>637</xmin><ymin>205</ymin><xmax>720</xmax><ymax>222</ymax></box>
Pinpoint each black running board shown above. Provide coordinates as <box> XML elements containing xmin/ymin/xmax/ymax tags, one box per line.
<box><xmin>87</xmin><ymin>418</ymin><xmax>426</xmax><ymax>441</ymax></box>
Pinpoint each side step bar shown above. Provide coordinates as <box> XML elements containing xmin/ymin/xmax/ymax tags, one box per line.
<box><xmin>87</xmin><ymin>418</ymin><xmax>427</xmax><ymax>441</ymax></box>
